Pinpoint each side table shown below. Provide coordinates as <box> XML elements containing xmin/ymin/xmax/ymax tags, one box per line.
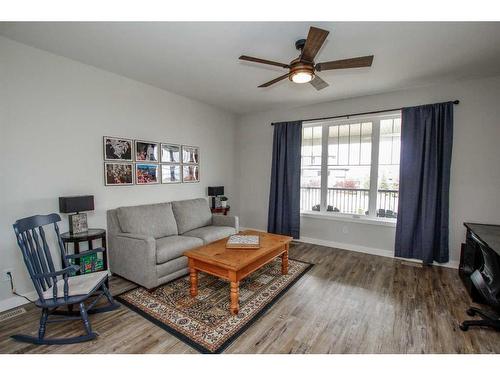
<box><xmin>60</xmin><ymin>228</ymin><xmax>108</xmax><ymax>274</ymax></box>
<box><xmin>211</xmin><ymin>206</ymin><xmax>230</xmax><ymax>216</ymax></box>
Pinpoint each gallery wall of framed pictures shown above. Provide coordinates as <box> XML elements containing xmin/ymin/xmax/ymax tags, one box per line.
<box><xmin>103</xmin><ymin>136</ymin><xmax>199</xmax><ymax>186</ymax></box>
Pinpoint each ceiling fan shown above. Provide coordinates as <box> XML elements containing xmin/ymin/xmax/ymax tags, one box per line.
<box><xmin>239</xmin><ymin>26</ymin><xmax>374</xmax><ymax>90</ymax></box>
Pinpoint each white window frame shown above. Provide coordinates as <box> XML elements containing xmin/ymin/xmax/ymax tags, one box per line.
<box><xmin>300</xmin><ymin>111</ymin><xmax>401</xmax><ymax>224</ymax></box>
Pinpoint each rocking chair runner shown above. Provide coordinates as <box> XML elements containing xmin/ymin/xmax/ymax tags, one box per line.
<box><xmin>12</xmin><ymin>213</ymin><xmax>120</xmax><ymax>345</ymax></box>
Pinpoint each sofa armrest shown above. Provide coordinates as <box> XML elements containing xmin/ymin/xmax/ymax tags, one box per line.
<box><xmin>116</xmin><ymin>232</ymin><xmax>155</xmax><ymax>243</ymax></box>
<box><xmin>110</xmin><ymin>233</ymin><xmax>157</xmax><ymax>288</ymax></box>
<box><xmin>212</xmin><ymin>215</ymin><xmax>239</xmax><ymax>232</ymax></box>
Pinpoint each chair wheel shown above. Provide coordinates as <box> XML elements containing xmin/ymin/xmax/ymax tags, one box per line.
<box><xmin>466</xmin><ymin>308</ymin><xmax>476</xmax><ymax>317</ymax></box>
<box><xmin>459</xmin><ymin>324</ymin><xmax>469</xmax><ymax>331</ymax></box>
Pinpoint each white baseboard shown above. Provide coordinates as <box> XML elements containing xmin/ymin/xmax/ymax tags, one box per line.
<box><xmin>240</xmin><ymin>227</ymin><xmax>459</xmax><ymax>269</ymax></box>
<box><xmin>298</xmin><ymin>236</ymin><xmax>459</xmax><ymax>269</ymax></box>
<box><xmin>0</xmin><ymin>291</ymin><xmax>38</xmax><ymax>313</ymax></box>
<box><xmin>298</xmin><ymin>236</ymin><xmax>394</xmax><ymax>258</ymax></box>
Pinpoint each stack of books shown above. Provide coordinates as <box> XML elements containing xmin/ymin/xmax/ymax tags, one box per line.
<box><xmin>69</xmin><ymin>253</ymin><xmax>104</xmax><ymax>275</ymax></box>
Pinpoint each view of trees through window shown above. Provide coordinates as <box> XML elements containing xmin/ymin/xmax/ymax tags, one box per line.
<box><xmin>300</xmin><ymin>113</ymin><xmax>401</xmax><ymax>219</ymax></box>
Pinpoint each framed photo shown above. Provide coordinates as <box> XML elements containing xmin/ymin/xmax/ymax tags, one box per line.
<box><xmin>104</xmin><ymin>163</ymin><xmax>134</xmax><ymax>186</ymax></box>
<box><xmin>135</xmin><ymin>140</ymin><xmax>159</xmax><ymax>162</ymax></box>
<box><xmin>69</xmin><ymin>213</ymin><xmax>88</xmax><ymax>234</ymax></box>
<box><xmin>161</xmin><ymin>164</ymin><xmax>182</xmax><ymax>184</ymax></box>
<box><xmin>183</xmin><ymin>165</ymin><xmax>199</xmax><ymax>183</ymax></box>
<box><xmin>103</xmin><ymin>136</ymin><xmax>133</xmax><ymax>161</ymax></box>
<box><xmin>182</xmin><ymin>145</ymin><xmax>200</xmax><ymax>164</ymax></box>
<box><xmin>136</xmin><ymin>163</ymin><xmax>159</xmax><ymax>184</ymax></box>
<box><xmin>161</xmin><ymin>143</ymin><xmax>181</xmax><ymax>163</ymax></box>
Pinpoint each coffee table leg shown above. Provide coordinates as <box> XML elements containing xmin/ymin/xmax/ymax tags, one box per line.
<box><xmin>230</xmin><ymin>281</ymin><xmax>239</xmax><ymax>315</ymax></box>
<box><xmin>190</xmin><ymin>268</ymin><xmax>198</xmax><ymax>297</ymax></box>
<box><xmin>281</xmin><ymin>244</ymin><xmax>289</xmax><ymax>275</ymax></box>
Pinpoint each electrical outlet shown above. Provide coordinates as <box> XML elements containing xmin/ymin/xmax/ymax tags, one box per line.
<box><xmin>342</xmin><ymin>225</ymin><xmax>349</xmax><ymax>234</ymax></box>
<box><xmin>1</xmin><ymin>269</ymin><xmax>13</xmax><ymax>282</ymax></box>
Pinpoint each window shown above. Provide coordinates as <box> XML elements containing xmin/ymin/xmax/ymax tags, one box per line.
<box><xmin>300</xmin><ymin>112</ymin><xmax>401</xmax><ymax>221</ymax></box>
<box><xmin>300</xmin><ymin>126</ymin><xmax>322</xmax><ymax>211</ymax></box>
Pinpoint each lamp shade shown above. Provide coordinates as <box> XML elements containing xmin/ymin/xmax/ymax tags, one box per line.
<box><xmin>59</xmin><ymin>195</ymin><xmax>94</xmax><ymax>213</ymax></box>
<box><xmin>207</xmin><ymin>186</ymin><xmax>224</xmax><ymax>196</ymax></box>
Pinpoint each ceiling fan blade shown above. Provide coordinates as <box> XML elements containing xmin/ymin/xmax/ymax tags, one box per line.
<box><xmin>239</xmin><ymin>55</ymin><xmax>289</xmax><ymax>69</ymax></box>
<box><xmin>258</xmin><ymin>73</ymin><xmax>290</xmax><ymax>88</ymax></box>
<box><xmin>300</xmin><ymin>27</ymin><xmax>329</xmax><ymax>62</ymax></box>
<box><xmin>310</xmin><ymin>75</ymin><xmax>329</xmax><ymax>91</ymax></box>
<box><xmin>316</xmin><ymin>55</ymin><xmax>374</xmax><ymax>71</ymax></box>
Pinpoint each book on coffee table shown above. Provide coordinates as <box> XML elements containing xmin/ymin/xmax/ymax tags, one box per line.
<box><xmin>226</xmin><ymin>234</ymin><xmax>260</xmax><ymax>249</ymax></box>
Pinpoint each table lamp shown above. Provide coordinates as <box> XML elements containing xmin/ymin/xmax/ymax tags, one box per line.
<box><xmin>207</xmin><ymin>186</ymin><xmax>224</xmax><ymax>209</ymax></box>
<box><xmin>59</xmin><ymin>195</ymin><xmax>94</xmax><ymax>234</ymax></box>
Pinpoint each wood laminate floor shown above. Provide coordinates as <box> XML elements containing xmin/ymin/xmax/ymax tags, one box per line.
<box><xmin>1</xmin><ymin>242</ymin><xmax>499</xmax><ymax>354</ymax></box>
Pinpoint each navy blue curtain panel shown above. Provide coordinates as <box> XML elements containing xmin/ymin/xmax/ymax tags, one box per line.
<box><xmin>267</xmin><ymin>121</ymin><xmax>303</xmax><ymax>239</ymax></box>
<box><xmin>395</xmin><ymin>102</ymin><xmax>454</xmax><ymax>264</ymax></box>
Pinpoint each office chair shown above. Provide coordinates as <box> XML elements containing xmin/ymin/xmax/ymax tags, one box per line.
<box><xmin>459</xmin><ymin>241</ymin><xmax>500</xmax><ymax>332</ymax></box>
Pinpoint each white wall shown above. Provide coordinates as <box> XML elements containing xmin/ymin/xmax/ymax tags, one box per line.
<box><xmin>0</xmin><ymin>37</ymin><xmax>237</xmax><ymax>308</ymax></box>
<box><xmin>236</xmin><ymin>75</ymin><xmax>500</xmax><ymax>267</ymax></box>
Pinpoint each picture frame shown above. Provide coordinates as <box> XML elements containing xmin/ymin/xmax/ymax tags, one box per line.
<box><xmin>104</xmin><ymin>162</ymin><xmax>134</xmax><ymax>186</ymax></box>
<box><xmin>161</xmin><ymin>143</ymin><xmax>181</xmax><ymax>163</ymax></box>
<box><xmin>135</xmin><ymin>140</ymin><xmax>159</xmax><ymax>162</ymax></box>
<box><xmin>103</xmin><ymin>136</ymin><xmax>133</xmax><ymax>161</ymax></box>
<box><xmin>183</xmin><ymin>164</ymin><xmax>200</xmax><ymax>183</ymax></box>
<box><xmin>161</xmin><ymin>164</ymin><xmax>182</xmax><ymax>184</ymax></box>
<box><xmin>136</xmin><ymin>163</ymin><xmax>160</xmax><ymax>184</ymax></box>
<box><xmin>182</xmin><ymin>145</ymin><xmax>200</xmax><ymax>164</ymax></box>
<box><xmin>69</xmin><ymin>213</ymin><xmax>88</xmax><ymax>234</ymax></box>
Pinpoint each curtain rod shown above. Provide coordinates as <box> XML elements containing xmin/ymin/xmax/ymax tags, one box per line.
<box><xmin>270</xmin><ymin>100</ymin><xmax>460</xmax><ymax>126</ymax></box>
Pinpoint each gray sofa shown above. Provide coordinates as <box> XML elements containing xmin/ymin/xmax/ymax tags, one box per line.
<box><xmin>107</xmin><ymin>198</ymin><xmax>238</xmax><ymax>288</ymax></box>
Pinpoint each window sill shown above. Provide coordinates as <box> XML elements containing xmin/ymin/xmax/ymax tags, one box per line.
<box><xmin>300</xmin><ymin>211</ymin><xmax>397</xmax><ymax>227</ymax></box>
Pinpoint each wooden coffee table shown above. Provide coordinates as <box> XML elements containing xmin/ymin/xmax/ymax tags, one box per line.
<box><xmin>184</xmin><ymin>230</ymin><xmax>293</xmax><ymax>315</ymax></box>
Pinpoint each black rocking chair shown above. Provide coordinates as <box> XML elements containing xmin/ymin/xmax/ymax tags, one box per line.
<box><xmin>12</xmin><ymin>213</ymin><xmax>120</xmax><ymax>345</ymax></box>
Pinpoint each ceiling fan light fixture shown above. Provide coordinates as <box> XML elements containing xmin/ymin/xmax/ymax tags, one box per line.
<box><xmin>291</xmin><ymin>71</ymin><xmax>314</xmax><ymax>84</ymax></box>
<box><xmin>289</xmin><ymin>60</ymin><xmax>315</xmax><ymax>84</ymax></box>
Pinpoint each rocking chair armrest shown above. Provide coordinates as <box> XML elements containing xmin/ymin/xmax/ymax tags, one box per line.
<box><xmin>33</xmin><ymin>265</ymin><xmax>80</xmax><ymax>279</ymax></box>
<box><xmin>65</xmin><ymin>248</ymin><xmax>105</xmax><ymax>259</ymax></box>
<box><xmin>36</xmin><ymin>265</ymin><xmax>80</xmax><ymax>301</ymax></box>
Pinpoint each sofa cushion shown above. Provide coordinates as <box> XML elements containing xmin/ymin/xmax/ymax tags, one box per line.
<box><xmin>117</xmin><ymin>202</ymin><xmax>178</xmax><ymax>239</ymax></box>
<box><xmin>183</xmin><ymin>225</ymin><xmax>236</xmax><ymax>245</ymax></box>
<box><xmin>156</xmin><ymin>235</ymin><xmax>203</xmax><ymax>264</ymax></box>
<box><xmin>171</xmin><ymin>198</ymin><xmax>212</xmax><ymax>234</ymax></box>
<box><xmin>156</xmin><ymin>257</ymin><xmax>189</xmax><ymax>282</ymax></box>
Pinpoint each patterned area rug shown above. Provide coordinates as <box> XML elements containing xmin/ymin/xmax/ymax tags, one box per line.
<box><xmin>117</xmin><ymin>258</ymin><xmax>312</xmax><ymax>353</ymax></box>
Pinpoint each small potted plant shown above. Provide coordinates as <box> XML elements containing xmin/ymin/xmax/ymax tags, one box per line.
<box><xmin>220</xmin><ymin>196</ymin><xmax>228</xmax><ymax>208</ymax></box>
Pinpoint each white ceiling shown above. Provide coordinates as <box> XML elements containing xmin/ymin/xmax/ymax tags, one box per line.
<box><xmin>2</xmin><ymin>22</ymin><xmax>500</xmax><ymax>114</ymax></box>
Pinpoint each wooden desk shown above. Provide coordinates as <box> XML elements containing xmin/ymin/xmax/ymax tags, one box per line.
<box><xmin>460</xmin><ymin>223</ymin><xmax>500</xmax><ymax>303</ymax></box>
